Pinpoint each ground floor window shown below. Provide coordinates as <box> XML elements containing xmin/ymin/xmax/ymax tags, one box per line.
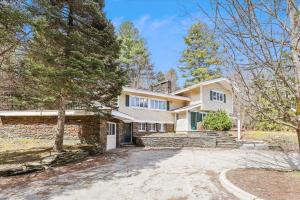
<box><xmin>138</xmin><ymin>123</ymin><xmax>147</xmax><ymax>132</ymax></box>
<box><xmin>149</xmin><ymin>123</ymin><xmax>157</xmax><ymax>132</ymax></box>
<box><xmin>107</xmin><ymin>122</ymin><xmax>116</xmax><ymax>135</ymax></box>
<box><xmin>159</xmin><ymin>123</ymin><xmax>165</xmax><ymax>132</ymax></box>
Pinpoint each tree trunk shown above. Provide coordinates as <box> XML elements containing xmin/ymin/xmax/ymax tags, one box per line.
<box><xmin>297</xmin><ymin>128</ymin><xmax>300</xmax><ymax>152</ymax></box>
<box><xmin>54</xmin><ymin>95</ymin><xmax>66</xmax><ymax>152</ymax></box>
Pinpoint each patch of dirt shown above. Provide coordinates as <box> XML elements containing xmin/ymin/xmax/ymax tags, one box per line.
<box><xmin>0</xmin><ymin>149</ymin><xmax>128</xmax><ymax>190</ymax></box>
<box><xmin>167</xmin><ymin>196</ymin><xmax>188</xmax><ymax>200</ymax></box>
<box><xmin>227</xmin><ymin>168</ymin><xmax>300</xmax><ymax>200</ymax></box>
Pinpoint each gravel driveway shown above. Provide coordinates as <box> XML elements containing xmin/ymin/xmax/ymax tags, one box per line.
<box><xmin>1</xmin><ymin>148</ymin><xmax>299</xmax><ymax>200</ymax></box>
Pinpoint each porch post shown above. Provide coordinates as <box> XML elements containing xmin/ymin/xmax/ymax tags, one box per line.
<box><xmin>237</xmin><ymin>113</ymin><xmax>241</xmax><ymax>141</ymax></box>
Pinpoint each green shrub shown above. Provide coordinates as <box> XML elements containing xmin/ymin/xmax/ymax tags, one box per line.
<box><xmin>203</xmin><ymin>110</ymin><xmax>232</xmax><ymax>131</ymax></box>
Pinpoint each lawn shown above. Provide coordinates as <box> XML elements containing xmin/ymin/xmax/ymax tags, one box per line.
<box><xmin>242</xmin><ymin>130</ymin><xmax>299</xmax><ymax>151</ymax></box>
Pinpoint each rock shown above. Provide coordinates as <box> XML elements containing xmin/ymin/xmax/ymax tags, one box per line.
<box><xmin>41</xmin><ymin>154</ymin><xmax>59</xmax><ymax>165</ymax></box>
<box><xmin>0</xmin><ymin>166</ymin><xmax>24</xmax><ymax>176</ymax></box>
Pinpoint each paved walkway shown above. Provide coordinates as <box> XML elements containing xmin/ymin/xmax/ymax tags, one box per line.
<box><xmin>1</xmin><ymin>148</ymin><xmax>299</xmax><ymax>200</ymax></box>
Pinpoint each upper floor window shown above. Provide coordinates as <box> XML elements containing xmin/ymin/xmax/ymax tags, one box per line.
<box><xmin>130</xmin><ymin>96</ymin><xmax>148</xmax><ymax>108</ymax></box>
<box><xmin>150</xmin><ymin>99</ymin><xmax>167</xmax><ymax>110</ymax></box>
<box><xmin>210</xmin><ymin>90</ymin><xmax>226</xmax><ymax>103</ymax></box>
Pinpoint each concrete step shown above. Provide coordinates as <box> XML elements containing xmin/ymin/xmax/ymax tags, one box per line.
<box><xmin>120</xmin><ymin>143</ymin><xmax>136</xmax><ymax>147</ymax></box>
<box><xmin>217</xmin><ymin>141</ymin><xmax>238</xmax><ymax>148</ymax></box>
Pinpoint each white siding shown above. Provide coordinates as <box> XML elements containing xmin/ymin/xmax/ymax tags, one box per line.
<box><xmin>175</xmin><ymin>111</ymin><xmax>188</xmax><ymax>132</ymax></box>
<box><xmin>118</xmin><ymin>93</ymin><xmax>186</xmax><ymax>123</ymax></box>
<box><xmin>201</xmin><ymin>83</ymin><xmax>233</xmax><ymax>114</ymax></box>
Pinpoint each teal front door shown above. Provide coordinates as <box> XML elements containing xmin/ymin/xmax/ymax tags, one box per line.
<box><xmin>190</xmin><ymin>112</ymin><xmax>204</xmax><ymax>130</ymax></box>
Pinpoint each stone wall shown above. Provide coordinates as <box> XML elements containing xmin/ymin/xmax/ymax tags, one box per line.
<box><xmin>135</xmin><ymin>135</ymin><xmax>217</xmax><ymax>148</ymax></box>
<box><xmin>0</xmin><ymin>115</ymin><xmax>125</xmax><ymax>150</ymax></box>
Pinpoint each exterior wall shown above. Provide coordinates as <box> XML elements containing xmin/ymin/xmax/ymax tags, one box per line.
<box><xmin>179</xmin><ymin>88</ymin><xmax>201</xmax><ymax>105</ymax></box>
<box><xmin>201</xmin><ymin>83</ymin><xmax>233</xmax><ymax>114</ymax></box>
<box><xmin>175</xmin><ymin>111</ymin><xmax>188</xmax><ymax>132</ymax></box>
<box><xmin>0</xmin><ymin>115</ymin><xmax>125</xmax><ymax>152</ymax></box>
<box><xmin>118</xmin><ymin>93</ymin><xmax>182</xmax><ymax>123</ymax></box>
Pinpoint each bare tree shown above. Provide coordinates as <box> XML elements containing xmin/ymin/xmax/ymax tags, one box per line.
<box><xmin>195</xmin><ymin>0</ymin><xmax>300</xmax><ymax>150</ymax></box>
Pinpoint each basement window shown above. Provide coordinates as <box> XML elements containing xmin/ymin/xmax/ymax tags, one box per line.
<box><xmin>138</xmin><ymin>123</ymin><xmax>147</xmax><ymax>132</ymax></box>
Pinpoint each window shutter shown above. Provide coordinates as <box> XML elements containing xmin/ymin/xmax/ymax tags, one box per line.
<box><xmin>210</xmin><ymin>90</ymin><xmax>213</xmax><ymax>100</ymax></box>
<box><xmin>224</xmin><ymin>94</ymin><xmax>226</xmax><ymax>103</ymax></box>
<box><xmin>167</xmin><ymin>101</ymin><xmax>170</xmax><ymax>110</ymax></box>
<box><xmin>125</xmin><ymin>95</ymin><xmax>129</xmax><ymax>107</ymax></box>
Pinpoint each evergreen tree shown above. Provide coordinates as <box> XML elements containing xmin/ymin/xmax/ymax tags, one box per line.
<box><xmin>179</xmin><ymin>22</ymin><xmax>221</xmax><ymax>87</ymax></box>
<box><xmin>118</xmin><ymin>21</ymin><xmax>155</xmax><ymax>89</ymax></box>
<box><xmin>12</xmin><ymin>0</ymin><xmax>126</xmax><ymax>152</ymax></box>
<box><xmin>0</xmin><ymin>0</ymin><xmax>29</xmax><ymax>69</ymax></box>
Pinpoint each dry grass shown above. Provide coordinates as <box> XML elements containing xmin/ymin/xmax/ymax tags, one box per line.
<box><xmin>243</xmin><ymin>130</ymin><xmax>299</xmax><ymax>151</ymax></box>
<box><xmin>0</xmin><ymin>137</ymin><xmax>80</xmax><ymax>168</ymax></box>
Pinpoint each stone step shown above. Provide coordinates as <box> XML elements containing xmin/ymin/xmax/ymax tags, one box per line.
<box><xmin>120</xmin><ymin>143</ymin><xmax>136</xmax><ymax>147</ymax></box>
<box><xmin>217</xmin><ymin>145</ymin><xmax>238</xmax><ymax>148</ymax></box>
<box><xmin>217</xmin><ymin>139</ymin><xmax>236</xmax><ymax>143</ymax></box>
<box><xmin>217</xmin><ymin>141</ymin><xmax>238</xmax><ymax>148</ymax></box>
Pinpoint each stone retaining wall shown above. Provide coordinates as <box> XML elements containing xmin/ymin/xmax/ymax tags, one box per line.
<box><xmin>135</xmin><ymin>135</ymin><xmax>217</xmax><ymax>148</ymax></box>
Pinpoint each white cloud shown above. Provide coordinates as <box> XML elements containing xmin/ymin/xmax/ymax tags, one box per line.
<box><xmin>134</xmin><ymin>15</ymin><xmax>175</xmax><ymax>36</ymax></box>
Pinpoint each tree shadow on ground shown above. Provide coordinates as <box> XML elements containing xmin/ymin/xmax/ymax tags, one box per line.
<box><xmin>1</xmin><ymin>148</ymin><xmax>182</xmax><ymax>200</ymax></box>
<box><xmin>236</xmin><ymin>150</ymin><xmax>300</xmax><ymax>170</ymax></box>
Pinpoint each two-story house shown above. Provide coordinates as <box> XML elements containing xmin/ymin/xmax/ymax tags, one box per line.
<box><xmin>0</xmin><ymin>77</ymin><xmax>233</xmax><ymax>151</ymax></box>
<box><xmin>116</xmin><ymin>77</ymin><xmax>233</xmax><ymax>144</ymax></box>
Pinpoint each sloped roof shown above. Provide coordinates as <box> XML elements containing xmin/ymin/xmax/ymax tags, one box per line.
<box><xmin>171</xmin><ymin>78</ymin><xmax>231</xmax><ymax>95</ymax></box>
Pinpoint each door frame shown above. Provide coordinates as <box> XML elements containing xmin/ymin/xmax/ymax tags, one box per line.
<box><xmin>124</xmin><ymin>122</ymin><xmax>133</xmax><ymax>143</ymax></box>
<box><xmin>107</xmin><ymin>122</ymin><xmax>117</xmax><ymax>150</ymax></box>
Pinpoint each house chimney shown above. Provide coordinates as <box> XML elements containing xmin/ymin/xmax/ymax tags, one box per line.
<box><xmin>151</xmin><ymin>80</ymin><xmax>172</xmax><ymax>94</ymax></box>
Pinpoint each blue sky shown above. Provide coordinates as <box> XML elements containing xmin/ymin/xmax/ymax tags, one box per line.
<box><xmin>104</xmin><ymin>0</ymin><xmax>211</xmax><ymax>86</ymax></box>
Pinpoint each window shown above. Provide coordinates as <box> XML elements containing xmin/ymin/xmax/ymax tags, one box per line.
<box><xmin>149</xmin><ymin>123</ymin><xmax>156</xmax><ymax>132</ymax></box>
<box><xmin>150</xmin><ymin>99</ymin><xmax>167</xmax><ymax>110</ymax></box>
<box><xmin>138</xmin><ymin>123</ymin><xmax>147</xmax><ymax>132</ymax></box>
<box><xmin>107</xmin><ymin>122</ymin><xmax>116</xmax><ymax>135</ymax></box>
<box><xmin>212</xmin><ymin>91</ymin><xmax>225</xmax><ymax>102</ymax></box>
<box><xmin>130</xmin><ymin>96</ymin><xmax>148</xmax><ymax>108</ymax></box>
<box><xmin>159</xmin><ymin>123</ymin><xmax>165</xmax><ymax>132</ymax></box>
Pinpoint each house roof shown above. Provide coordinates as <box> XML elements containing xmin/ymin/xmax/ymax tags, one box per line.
<box><xmin>111</xmin><ymin>110</ymin><xmax>134</xmax><ymax>122</ymax></box>
<box><xmin>123</xmin><ymin>87</ymin><xmax>190</xmax><ymax>101</ymax></box>
<box><xmin>171</xmin><ymin>78</ymin><xmax>231</xmax><ymax>95</ymax></box>
<box><xmin>172</xmin><ymin>103</ymin><xmax>202</xmax><ymax>113</ymax></box>
<box><xmin>0</xmin><ymin>110</ymin><xmax>101</xmax><ymax>117</ymax></box>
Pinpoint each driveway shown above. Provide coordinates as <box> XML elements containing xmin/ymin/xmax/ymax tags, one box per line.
<box><xmin>1</xmin><ymin>148</ymin><xmax>299</xmax><ymax>200</ymax></box>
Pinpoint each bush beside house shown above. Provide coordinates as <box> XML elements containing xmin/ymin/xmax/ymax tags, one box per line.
<box><xmin>203</xmin><ymin>110</ymin><xmax>232</xmax><ymax>131</ymax></box>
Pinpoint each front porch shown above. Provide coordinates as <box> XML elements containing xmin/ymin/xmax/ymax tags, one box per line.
<box><xmin>173</xmin><ymin>103</ymin><xmax>208</xmax><ymax>132</ymax></box>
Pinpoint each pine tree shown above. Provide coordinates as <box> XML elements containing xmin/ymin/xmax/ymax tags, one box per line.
<box><xmin>118</xmin><ymin>21</ymin><xmax>155</xmax><ymax>89</ymax></box>
<box><xmin>179</xmin><ymin>22</ymin><xmax>221</xmax><ymax>87</ymax></box>
<box><xmin>0</xmin><ymin>1</ymin><xmax>30</xmax><ymax>110</ymax></box>
<box><xmin>0</xmin><ymin>0</ymin><xmax>29</xmax><ymax>69</ymax></box>
<box><xmin>12</xmin><ymin>0</ymin><xmax>126</xmax><ymax>152</ymax></box>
